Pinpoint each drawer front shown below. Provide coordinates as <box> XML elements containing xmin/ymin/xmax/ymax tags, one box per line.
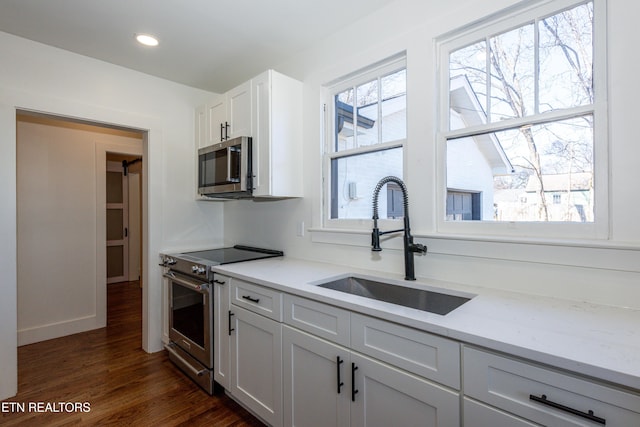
<box><xmin>231</xmin><ymin>279</ymin><xmax>282</xmax><ymax>321</ymax></box>
<box><xmin>350</xmin><ymin>313</ymin><xmax>460</xmax><ymax>389</ymax></box>
<box><xmin>283</xmin><ymin>294</ymin><xmax>350</xmax><ymax>347</ymax></box>
<box><xmin>464</xmin><ymin>398</ymin><xmax>540</xmax><ymax>427</ymax></box>
<box><xmin>463</xmin><ymin>346</ymin><xmax>640</xmax><ymax>426</ymax></box>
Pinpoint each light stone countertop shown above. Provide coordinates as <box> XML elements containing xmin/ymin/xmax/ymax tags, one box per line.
<box><xmin>212</xmin><ymin>257</ymin><xmax>640</xmax><ymax>392</ymax></box>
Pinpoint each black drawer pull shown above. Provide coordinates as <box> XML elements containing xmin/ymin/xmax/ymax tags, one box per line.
<box><xmin>228</xmin><ymin>311</ymin><xmax>235</xmax><ymax>335</ymax></box>
<box><xmin>351</xmin><ymin>363</ymin><xmax>359</xmax><ymax>402</ymax></box>
<box><xmin>213</xmin><ymin>279</ymin><xmax>226</xmax><ymax>285</ymax></box>
<box><xmin>242</xmin><ymin>295</ymin><xmax>260</xmax><ymax>303</ymax></box>
<box><xmin>529</xmin><ymin>394</ymin><xmax>606</xmax><ymax>425</ymax></box>
<box><xmin>336</xmin><ymin>356</ymin><xmax>344</xmax><ymax>394</ymax></box>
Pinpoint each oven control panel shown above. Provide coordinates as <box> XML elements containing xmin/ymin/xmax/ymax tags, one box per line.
<box><xmin>191</xmin><ymin>265</ymin><xmax>207</xmax><ymax>275</ymax></box>
<box><xmin>161</xmin><ymin>255</ymin><xmax>210</xmax><ymax>280</ymax></box>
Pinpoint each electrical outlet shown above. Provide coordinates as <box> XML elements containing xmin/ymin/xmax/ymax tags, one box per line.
<box><xmin>296</xmin><ymin>221</ymin><xmax>305</xmax><ymax>237</ymax></box>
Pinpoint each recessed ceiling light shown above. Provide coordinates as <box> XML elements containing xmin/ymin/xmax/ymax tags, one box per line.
<box><xmin>135</xmin><ymin>33</ymin><xmax>159</xmax><ymax>47</ymax></box>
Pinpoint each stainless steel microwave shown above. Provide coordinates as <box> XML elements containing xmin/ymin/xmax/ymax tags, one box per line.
<box><xmin>198</xmin><ymin>136</ymin><xmax>252</xmax><ymax>198</ymax></box>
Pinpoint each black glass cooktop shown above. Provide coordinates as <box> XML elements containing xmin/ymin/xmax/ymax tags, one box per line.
<box><xmin>179</xmin><ymin>245</ymin><xmax>283</xmax><ymax>265</ymax></box>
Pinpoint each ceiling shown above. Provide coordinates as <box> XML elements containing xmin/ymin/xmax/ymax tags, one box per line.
<box><xmin>0</xmin><ymin>0</ymin><xmax>396</xmax><ymax>93</ymax></box>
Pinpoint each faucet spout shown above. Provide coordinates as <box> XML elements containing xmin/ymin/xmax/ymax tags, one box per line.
<box><xmin>371</xmin><ymin>176</ymin><xmax>427</xmax><ymax>281</ymax></box>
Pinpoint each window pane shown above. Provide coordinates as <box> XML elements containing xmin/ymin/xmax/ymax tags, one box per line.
<box><xmin>355</xmin><ymin>79</ymin><xmax>379</xmax><ymax>147</ymax></box>
<box><xmin>539</xmin><ymin>2</ymin><xmax>593</xmax><ymax>112</ymax></box>
<box><xmin>381</xmin><ymin>69</ymin><xmax>407</xmax><ymax>142</ymax></box>
<box><xmin>331</xmin><ymin>147</ymin><xmax>403</xmax><ymax>219</ymax></box>
<box><xmin>449</xmin><ymin>41</ymin><xmax>487</xmax><ymax>131</ymax></box>
<box><xmin>335</xmin><ymin>88</ymin><xmax>355</xmax><ymax>151</ymax></box>
<box><xmin>489</xmin><ymin>24</ymin><xmax>535</xmax><ymax>121</ymax></box>
<box><xmin>446</xmin><ymin>115</ymin><xmax>593</xmax><ymax>222</ymax></box>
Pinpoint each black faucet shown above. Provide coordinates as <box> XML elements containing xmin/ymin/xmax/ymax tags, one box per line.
<box><xmin>371</xmin><ymin>176</ymin><xmax>427</xmax><ymax>281</ymax></box>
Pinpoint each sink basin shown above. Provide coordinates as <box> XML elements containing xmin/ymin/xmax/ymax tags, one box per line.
<box><xmin>316</xmin><ymin>275</ymin><xmax>472</xmax><ymax>315</ymax></box>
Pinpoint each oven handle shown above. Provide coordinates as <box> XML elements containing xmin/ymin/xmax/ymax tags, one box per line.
<box><xmin>163</xmin><ymin>272</ymin><xmax>209</xmax><ymax>293</ymax></box>
<box><xmin>164</xmin><ymin>343</ymin><xmax>207</xmax><ymax>377</ymax></box>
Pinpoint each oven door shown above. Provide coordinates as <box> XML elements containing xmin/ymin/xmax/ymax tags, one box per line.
<box><xmin>165</xmin><ymin>271</ymin><xmax>213</xmax><ymax>368</ymax></box>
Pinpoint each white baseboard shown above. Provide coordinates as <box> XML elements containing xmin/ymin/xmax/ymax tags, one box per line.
<box><xmin>17</xmin><ymin>314</ymin><xmax>105</xmax><ymax>346</ymax></box>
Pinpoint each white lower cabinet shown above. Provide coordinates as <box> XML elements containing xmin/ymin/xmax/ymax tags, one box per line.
<box><xmin>230</xmin><ymin>304</ymin><xmax>283</xmax><ymax>427</ymax></box>
<box><xmin>350</xmin><ymin>352</ymin><xmax>460</xmax><ymax>427</ymax></box>
<box><xmin>282</xmin><ymin>296</ymin><xmax>460</xmax><ymax>427</ymax></box>
<box><xmin>282</xmin><ymin>325</ymin><xmax>350</xmax><ymax>427</ymax></box>
<box><xmin>463</xmin><ymin>346</ymin><xmax>640</xmax><ymax>426</ymax></box>
<box><xmin>220</xmin><ymin>280</ymin><xmax>640</xmax><ymax>427</ymax></box>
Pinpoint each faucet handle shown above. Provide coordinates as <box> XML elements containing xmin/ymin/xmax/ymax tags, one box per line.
<box><xmin>410</xmin><ymin>243</ymin><xmax>427</xmax><ymax>254</ymax></box>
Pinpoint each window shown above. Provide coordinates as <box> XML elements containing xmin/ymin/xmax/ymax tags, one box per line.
<box><xmin>438</xmin><ymin>0</ymin><xmax>606</xmax><ymax>237</ymax></box>
<box><xmin>324</xmin><ymin>56</ymin><xmax>407</xmax><ymax>224</ymax></box>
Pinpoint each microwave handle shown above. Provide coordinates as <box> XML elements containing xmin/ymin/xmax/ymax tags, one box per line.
<box><xmin>226</xmin><ymin>147</ymin><xmax>232</xmax><ymax>182</ymax></box>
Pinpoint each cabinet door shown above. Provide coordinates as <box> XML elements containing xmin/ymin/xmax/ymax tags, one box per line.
<box><xmin>350</xmin><ymin>353</ymin><xmax>460</xmax><ymax>427</ymax></box>
<box><xmin>251</xmin><ymin>70</ymin><xmax>303</xmax><ymax>198</ymax></box>
<box><xmin>213</xmin><ymin>274</ymin><xmax>230</xmax><ymax>389</ymax></box>
<box><xmin>207</xmin><ymin>95</ymin><xmax>227</xmax><ymax>145</ymax></box>
<box><xmin>251</xmin><ymin>70</ymin><xmax>271</xmax><ymax>196</ymax></box>
<box><xmin>231</xmin><ymin>305</ymin><xmax>282</xmax><ymax>427</ymax></box>
<box><xmin>282</xmin><ymin>325</ymin><xmax>350</xmax><ymax>427</ymax></box>
<box><xmin>195</xmin><ymin>104</ymin><xmax>208</xmax><ymax>149</ymax></box>
<box><xmin>226</xmin><ymin>80</ymin><xmax>252</xmax><ymax>139</ymax></box>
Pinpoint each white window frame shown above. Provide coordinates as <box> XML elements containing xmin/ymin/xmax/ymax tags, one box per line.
<box><xmin>322</xmin><ymin>55</ymin><xmax>407</xmax><ymax>231</ymax></box>
<box><xmin>435</xmin><ymin>0</ymin><xmax>608</xmax><ymax>240</ymax></box>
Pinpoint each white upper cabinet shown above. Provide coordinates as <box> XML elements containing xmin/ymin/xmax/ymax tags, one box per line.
<box><xmin>226</xmin><ymin>81</ymin><xmax>252</xmax><ymax>140</ymax></box>
<box><xmin>196</xmin><ymin>80</ymin><xmax>252</xmax><ymax>149</ymax></box>
<box><xmin>195</xmin><ymin>69</ymin><xmax>303</xmax><ymax>198</ymax></box>
<box><xmin>251</xmin><ymin>69</ymin><xmax>303</xmax><ymax>198</ymax></box>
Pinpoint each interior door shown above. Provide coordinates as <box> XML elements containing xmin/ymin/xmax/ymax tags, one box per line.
<box><xmin>106</xmin><ymin>161</ymin><xmax>128</xmax><ymax>284</ymax></box>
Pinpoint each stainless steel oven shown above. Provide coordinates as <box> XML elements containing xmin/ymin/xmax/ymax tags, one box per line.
<box><xmin>164</xmin><ymin>270</ymin><xmax>214</xmax><ymax>393</ymax></box>
<box><xmin>161</xmin><ymin>245</ymin><xmax>283</xmax><ymax>394</ymax></box>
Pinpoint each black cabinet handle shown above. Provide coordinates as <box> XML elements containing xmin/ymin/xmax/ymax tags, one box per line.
<box><xmin>351</xmin><ymin>363</ymin><xmax>359</xmax><ymax>402</ymax></box>
<box><xmin>220</xmin><ymin>123</ymin><xmax>224</xmax><ymax>141</ymax></box>
<box><xmin>242</xmin><ymin>295</ymin><xmax>260</xmax><ymax>303</ymax></box>
<box><xmin>213</xmin><ymin>279</ymin><xmax>226</xmax><ymax>285</ymax></box>
<box><xmin>225</xmin><ymin>121</ymin><xmax>230</xmax><ymax>140</ymax></box>
<box><xmin>336</xmin><ymin>356</ymin><xmax>344</xmax><ymax>394</ymax></box>
<box><xmin>228</xmin><ymin>311</ymin><xmax>234</xmax><ymax>335</ymax></box>
<box><xmin>529</xmin><ymin>394</ymin><xmax>606</xmax><ymax>425</ymax></box>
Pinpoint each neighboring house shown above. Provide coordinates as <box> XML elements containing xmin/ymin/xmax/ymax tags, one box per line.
<box><xmin>494</xmin><ymin>173</ymin><xmax>592</xmax><ymax>222</ymax></box>
<box><xmin>527</xmin><ymin>172</ymin><xmax>592</xmax><ymax>222</ymax></box>
<box><xmin>447</xmin><ymin>75</ymin><xmax>513</xmax><ymax>220</ymax></box>
<box><xmin>332</xmin><ymin>95</ymin><xmax>406</xmax><ymax>220</ymax></box>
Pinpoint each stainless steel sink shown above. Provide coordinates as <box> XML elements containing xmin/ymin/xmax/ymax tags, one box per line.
<box><xmin>316</xmin><ymin>275</ymin><xmax>472</xmax><ymax>315</ymax></box>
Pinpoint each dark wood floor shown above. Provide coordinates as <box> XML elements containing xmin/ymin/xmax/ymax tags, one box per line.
<box><xmin>1</xmin><ymin>281</ymin><xmax>264</xmax><ymax>427</ymax></box>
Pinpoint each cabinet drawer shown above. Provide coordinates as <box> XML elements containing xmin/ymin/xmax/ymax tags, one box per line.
<box><xmin>283</xmin><ymin>294</ymin><xmax>350</xmax><ymax>347</ymax></box>
<box><xmin>464</xmin><ymin>398</ymin><xmax>539</xmax><ymax>427</ymax></box>
<box><xmin>231</xmin><ymin>279</ymin><xmax>282</xmax><ymax>321</ymax></box>
<box><xmin>464</xmin><ymin>346</ymin><xmax>640</xmax><ymax>426</ymax></box>
<box><xmin>350</xmin><ymin>313</ymin><xmax>460</xmax><ymax>389</ymax></box>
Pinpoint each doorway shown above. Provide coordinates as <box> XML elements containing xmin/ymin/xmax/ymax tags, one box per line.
<box><xmin>16</xmin><ymin>111</ymin><xmax>144</xmax><ymax>345</ymax></box>
<box><xmin>106</xmin><ymin>154</ymin><xmax>142</xmax><ymax>284</ymax></box>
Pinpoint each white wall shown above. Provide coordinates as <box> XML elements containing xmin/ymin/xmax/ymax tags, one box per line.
<box><xmin>0</xmin><ymin>31</ymin><xmax>220</xmax><ymax>399</ymax></box>
<box><xmin>224</xmin><ymin>0</ymin><xmax>640</xmax><ymax>308</ymax></box>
